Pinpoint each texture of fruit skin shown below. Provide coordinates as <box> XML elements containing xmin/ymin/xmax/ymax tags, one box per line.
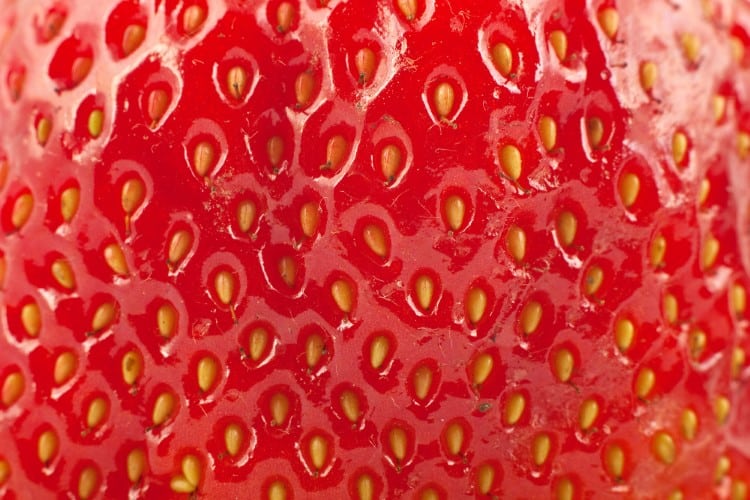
<box><xmin>2</xmin><ymin>0</ymin><xmax>750</xmax><ymax>498</ymax></box>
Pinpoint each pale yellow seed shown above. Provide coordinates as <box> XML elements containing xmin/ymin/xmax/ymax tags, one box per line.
<box><xmin>357</xmin><ymin>473</ymin><xmax>375</xmax><ymax>500</ymax></box>
<box><xmin>1</xmin><ymin>371</ymin><xmax>24</xmax><ymax>406</ymax></box>
<box><xmin>340</xmin><ymin>390</ymin><xmax>360</xmax><ymax>423</ymax></box>
<box><xmin>0</xmin><ymin>460</ymin><xmax>9</xmax><ymax>485</ymax></box>
<box><xmin>182</xmin><ymin>5</ymin><xmax>206</xmax><ymax>35</ymax></box>
<box><xmin>472</xmin><ymin>353</ymin><xmax>494</xmax><ymax>386</ymax></box>
<box><xmin>363</xmin><ymin>224</ymin><xmax>388</xmax><ymax>258</ymax></box>
<box><xmin>249</xmin><ymin>327</ymin><xmax>269</xmax><ymax>361</ymax></box>
<box><xmin>167</xmin><ymin>230</ymin><xmax>192</xmax><ymax>266</ymax></box>
<box><xmin>86</xmin><ymin>397</ymin><xmax>107</xmax><ymax>429</ymax></box>
<box><xmin>270</xmin><ymin>392</ymin><xmax>289</xmax><ymax>425</ymax></box>
<box><xmin>681</xmin><ymin>33</ymin><xmax>701</xmax><ymax>64</ymax></box>
<box><xmin>499</xmin><ymin>144</ymin><xmax>522</xmax><ymax>181</ymax></box>
<box><xmin>197</xmin><ymin>357</ymin><xmax>218</xmax><ymax>392</ymax></box>
<box><xmin>267</xmin><ymin>481</ymin><xmax>288</xmax><ymax>500</ymax></box>
<box><xmin>635</xmin><ymin>367</ymin><xmax>655</xmax><ymax>399</ymax></box>
<box><xmin>396</xmin><ymin>0</ymin><xmax>417</xmax><ymax>21</ymax></box>
<box><xmin>532</xmin><ymin>433</ymin><xmax>551</xmax><ymax>466</ymax></box>
<box><xmin>389</xmin><ymin>427</ymin><xmax>408</xmax><ymax>461</ymax></box>
<box><xmin>412</xmin><ymin>365</ymin><xmax>433</xmax><ymax>400</ymax></box>
<box><xmin>60</xmin><ymin>187</ymin><xmax>80</xmax><ymax>223</ymax></box>
<box><xmin>51</xmin><ymin>259</ymin><xmax>76</xmax><ymax>289</ymax></box>
<box><xmin>619</xmin><ymin>172</ymin><xmax>640</xmax><ymax>207</ymax></box>
<box><xmin>579</xmin><ymin>398</ymin><xmax>599</xmax><ymax>430</ymax></box>
<box><xmin>193</xmin><ymin>141</ymin><xmax>215</xmax><ymax>177</ymax></box>
<box><xmin>584</xmin><ymin>265</ymin><xmax>604</xmax><ymax>296</ymax></box>
<box><xmin>640</xmin><ymin>61</ymin><xmax>658</xmax><ymax>92</ymax></box>
<box><xmin>702</xmin><ymin>234</ymin><xmax>720</xmax><ymax>270</ymax></box>
<box><xmin>615</xmin><ymin>318</ymin><xmax>635</xmax><ymax>352</ymax></box>
<box><xmin>732</xmin><ymin>347</ymin><xmax>746</xmax><ymax>379</ymax></box>
<box><xmin>504</xmin><ymin>392</ymin><xmax>526</xmax><ymax>425</ymax></box>
<box><xmin>91</xmin><ymin>302</ymin><xmax>116</xmax><ymax>333</ymax></box>
<box><xmin>224</xmin><ymin>423</ymin><xmax>243</xmax><ymax>456</ymax></box>
<box><xmin>650</xmin><ymin>234</ymin><xmax>666</xmax><ymax>268</ymax></box>
<box><xmin>732</xmin><ymin>479</ymin><xmax>748</xmax><ymax>500</ymax></box>
<box><xmin>324</xmin><ymin>135</ymin><xmax>347</xmax><ymax>171</ymax></box>
<box><xmin>731</xmin><ymin>36</ymin><xmax>745</xmax><ymax>64</ymax></box>
<box><xmin>126</xmin><ymin>448</ymin><xmax>146</xmax><ymax>483</ymax></box>
<box><xmin>37</xmin><ymin>429</ymin><xmax>59</xmax><ymax>463</ymax></box>
<box><xmin>88</xmin><ymin>109</ymin><xmax>103</xmax><ymax>138</ymax></box>
<box><xmin>466</xmin><ymin>287</ymin><xmax>487</xmax><ymax>325</ymax></box>
<box><xmin>604</xmin><ymin>444</ymin><xmax>625</xmax><ymax>479</ymax></box>
<box><xmin>156</xmin><ymin>303</ymin><xmax>177</xmax><ymax>338</ymax></box>
<box><xmin>443</xmin><ymin>194</ymin><xmax>466</xmax><ymax>231</ymax></box>
<box><xmin>414</xmin><ymin>275</ymin><xmax>435</xmax><ymax>311</ymax></box>
<box><xmin>443</xmin><ymin>421</ymin><xmax>464</xmax><ymax>456</ymax></box>
<box><xmin>597</xmin><ymin>7</ymin><xmax>619</xmax><ymax>39</ymax></box>
<box><xmin>226</xmin><ymin>66</ymin><xmax>248</xmax><ymax>100</ymax></box>
<box><xmin>433</xmin><ymin>82</ymin><xmax>455</xmax><ymax>119</ymax></box>
<box><xmin>305</xmin><ymin>333</ymin><xmax>325</xmax><ymax>369</ymax></box>
<box><xmin>299</xmin><ymin>202</ymin><xmax>320</xmax><ymax>238</ymax></box>
<box><xmin>520</xmin><ymin>300</ymin><xmax>542</xmax><ymax>335</ymax></box>
<box><xmin>77</xmin><ymin>466</ymin><xmax>99</xmax><ymax>499</ymax></box>
<box><xmin>663</xmin><ymin>293</ymin><xmax>678</xmax><ymax>324</ymax></box>
<box><xmin>672</xmin><ymin>131</ymin><xmax>688</xmax><ymax>166</ymax></box>
<box><xmin>539</xmin><ymin>116</ymin><xmax>557</xmax><ymax>151</ymax></box>
<box><xmin>476</xmin><ymin>463</ymin><xmax>496</xmax><ymax>495</ymax></box>
<box><xmin>556</xmin><ymin>478</ymin><xmax>575</xmax><ymax>500</ymax></box>
<box><xmin>369</xmin><ymin>335</ymin><xmax>390</xmax><ymax>370</ymax></box>
<box><xmin>308</xmin><ymin>435</ymin><xmax>328</xmax><ymax>470</ymax></box>
<box><xmin>53</xmin><ymin>351</ymin><xmax>76</xmax><ymax>385</ymax></box>
<box><xmin>121</xmin><ymin>350</ymin><xmax>143</xmax><ymax>386</ymax></box>
<box><xmin>556</xmin><ymin>211</ymin><xmax>577</xmax><ymax>247</ymax></box>
<box><xmin>549</xmin><ymin>30</ymin><xmax>568</xmax><ymax>62</ymax></box>
<box><xmin>21</xmin><ymin>302</ymin><xmax>41</xmax><ymax>337</ymax></box>
<box><xmin>236</xmin><ymin>200</ymin><xmax>256</xmax><ymax>233</ymax></box>
<box><xmin>37</xmin><ymin>117</ymin><xmax>52</xmax><ymax>146</ymax></box>
<box><xmin>181</xmin><ymin>454</ymin><xmax>201</xmax><ymax>487</ymax></box>
<box><xmin>587</xmin><ymin>117</ymin><xmax>605</xmax><ymax>149</ymax></box>
<box><xmin>380</xmin><ymin>144</ymin><xmax>402</xmax><ymax>181</ymax></box>
<box><xmin>553</xmin><ymin>348</ymin><xmax>574</xmax><ymax>382</ymax></box>
<box><xmin>715</xmin><ymin>455</ymin><xmax>731</xmax><ymax>483</ymax></box>
<box><xmin>214</xmin><ymin>270</ymin><xmax>235</xmax><ymax>305</ymax></box>
<box><xmin>506</xmin><ymin>225</ymin><xmax>526</xmax><ymax>262</ymax></box>
<box><xmin>491</xmin><ymin>42</ymin><xmax>513</xmax><ymax>77</ymax></box>
<box><xmin>689</xmin><ymin>329</ymin><xmax>707</xmax><ymax>360</ymax></box>
<box><xmin>104</xmin><ymin>243</ymin><xmax>128</xmax><ymax>276</ymax></box>
<box><xmin>652</xmin><ymin>431</ymin><xmax>676</xmax><ymax>464</ymax></box>
<box><xmin>152</xmin><ymin>392</ymin><xmax>176</xmax><ymax>426</ymax></box>
<box><xmin>331</xmin><ymin>279</ymin><xmax>353</xmax><ymax>314</ymax></box>
<box><xmin>681</xmin><ymin>408</ymin><xmax>698</xmax><ymax>440</ymax></box>
<box><xmin>738</xmin><ymin>131</ymin><xmax>750</xmax><ymax>160</ymax></box>
<box><xmin>715</xmin><ymin>396</ymin><xmax>731</xmax><ymax>425</ymax></box>
<box><xmin>121</xmin><ymin>24</ymin><xmax>146</xmax><ymax>56</ymax></box>
<box><xmin>713</xmin><ymin>94</ymin><xmax>727</xmax><ymax>122</ymax></box>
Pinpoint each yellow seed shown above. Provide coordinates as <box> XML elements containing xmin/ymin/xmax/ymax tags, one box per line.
<box><xmin>267</xmin><ymin>136</ymin><xmax>284</xmax><ymax>167</ymax></box>
<box><xmin>614</xmin><ymin>318</ymin><xmax>635</xmax><ymax>352</ymax></box>
<box><xmin>277</xmin><ymin>256</ymin><xmax>296</xmax><ymax>288</ymax></box>
<box><xmin>681</xmin><ymin>408</ymin><xmax>698</xmax><ymax>440</ymax></box>
<box><xmin>182</xmin><ymin>5</ymin><xmax>206</xmax><ymax>35</ymax></box>
<box><xmin>731</xmin><ymin>36</ymin><xmax>745</xmax><ymax>64</ymax></box>
<box><xmin>126</xmin><ymin>448</ymin><xmax>146</xmax><ymax>483</ymax></box>
<box><xmin>443</xmin><ymin>421</ymin><xmax>464</xmax><ymax>456</ymax></box>
<box><xmin>715</xmin><ymin>455</ymin><xmax>731</xmax><ymax>482</ymax></box>
<box><xmin>214</xmin><ymin>270</ymin><xmax>235</xmax><ymax>305</ymax></box>
<box><xmin>294</xmin><ymin>71</ymin><xmax>315</xmax><ymax>107</ymax></box>
<box><xmin>340</xmin><ymin>390</ymin><xmax>360</xmax><ymax>423</ymax></box>
<box><xmin>11</xmin><ymin>193</ymin><xmax>34</xmax><ymax>229</ymax></box>
<box><xmin>1</xmin><ymin>371</ymin><xmax>24</xmax><ymax>406</ymax></box>
<box><xmin>121</xmin><ymin>24</ymin><xmax>146</xmax><ymax>56</ymax></box>
<box><xmin>715</xmin><ymin>396</ymin><xmax>731</xmax><ymax>424</ymax></box>
<box><xmin>147</xmin><ymin>89</ymin><xmax>169</xmax><ymax>126</ymax></box>
<box><xmin>151</xmin><ymin>391</ymin><xmax>176</xmax><ymax>426</ymax></box>
<box><xmin>650</xmin><ymin>234</ymin><xmax>667</xmax><ymax>268</ymax></box>
<box><xmin>121</xmin><ymin>178</ymin><xmax>145</xmax><ymax>216</ymax></box>
<box><xmin>549</xmin><ymin>30</ymin><xmax>568</xmax><ymax>62</ymax></box>
<box><xmin>121</xmin><ymin>350</ymin><xmax>143</xmax><ymax>386</ymax></box>
<box><xmin>170</xmin><ymin>476</ymin><xmax>195</xmax><ymax>494</ymax></box>
<box><xmin>53</xmin><ymin>351</ymin><xmax>76</xmax><ymax>385</ymax></box>
<box><xmin>414</xmin><ymin>275</ymin><xmax>435</xmax><ymax>311</ymax></box>
<box><xmin>433</xmin><ymin>82</ymin><xmax>455</xmax><ymax>119</ymax></box>
<box><xmin>443</xmin><ymin>194</ymin><xmax>466</xmax><ymax>231</ymax></box>
<box><xmin>553</xmin><ymin>348</ymin><xmax>574</xmax><ymax>382</ymax></box>
<box><xmin>732</xmin><ymin>479</ymin><xmax>748</xmax><ymax>500</ymax></box>
<box><xmin>193</xmin><ymin>141</ymin><xmax>215</xmax><ymax>177</ymax></box>
<box><xmin>584</xmin><ymin>265</ymin><xmax>604</xmax><ymax>296</ymax></box>
<box><xmin>331</xmin><ymin>279</ymin><xmax>354</xmax><ymax>314</ymax></box>
<box><xmin>21</xmin><ymin>302</ymin><xmax>41</xmax><ymax>337</ymax></box>
<box><xmin>91</xmin><ymin>302</ymin><xmax>116</xmax><ymax>333</ymax></box>
<box><xmin>226</xmin><ymin>66</ymin><xmax>248</xmax><ymax>100</ymax></box>
<box><xmin>689</xmin><ymin>329</ymin><xmax>707</xmax><ymax>359</ymax></box>
<box><xmin>224</xmin><ymin>423</ymin><xmax>243</xmax><ymax>456</ymax></box>
<box><xmin>369</xmin><ymin>335</ymin><xmax>390</xmax><ymax>370</ymax></box>
<box><xmin>619</xmin><ymin>172</ymin><xmax>640</xmax><ymax>207</ymax></box>
<box><xmin>506</xmin><ymin>225</ymin><xmax>526</xmax><ymax>262</ymax></box>
<box><xmin>236</xmin><ymin>200</ymin><xmax>256</xmax><ymax>233</ymax></box>
<box><xmin>308</xmin><ymin>435</ymin><xmax>328</xmax><ymax>469</ymax></box>
<box><xmin>476</xmin><ymin>463</ymin><xmax>496</xmax><ymax>495</ymax></box>
<box><xmin>699</xmin><ymin>178</ymin><xmax>711</xmax><ymax>207</ymax></box>
<box><xmin>380</xmin><ymin>144</ymin><xmax>402</xmax><ymax>181</ymax></box>
<box><xmin>702</xmin><ymin>234</ymin><xmax>720</xmax><ymax>270</ymax></box>
<box><xmin>0</xmin><ymin>458</ymin><xmax>11</xmax><ymax>485</ymax></box>
<box><xmin>640</xmin><ymin>61</ymin><xmax>658</xmax><ymax>92</ymax></box>
<box><xmin>156</xmin><ymin>303</ymin><xmax>177</xmax><ymax>338</ymax></box>
<box><xmin>388</xmin><ymin>427</ymin><xmax>408</xmax><ymax>461</ymax></box>
<box><xmin>305</xmin><ymin>333</ymin><xmax>325</xmax><ymax>369</ymax></box>
<box><xmin>354</xmin><ymin>47</ymin><xmax>377</xmax><ymax>85</ymax></box>
<box><xmin>37</xmin><ymin>429</ymin><xmax>58</xmax><ymax>463</ymax></box>
<box><xmin>597</xmin><ymin>7</ymin><xmax>619</xmax><ymax>39</ymax></box>
<box><xmin>363</xmin><ymin>224</ymin><xmax>388</xmax><ymax>258</ymax></box>
<box><xmin>556</xmin><ymin>211</ymin><xmax>577</xmax><ymax>247</ymax></box>
<box><xmin>197</xmin><ymin>356</ymin><xmax>218</xmax><ymax>392</ymax></box>
<box><xmin>356</xmin><ymin>473</ymin><xmax>375</xmax><ymax>500</ymax></box>
<box><xmin>37</xmin><ymin>117</ymin><xmax>52</xmax><ymax>146</ymax></box>
<box><xmin>556</xmin><ymin>478</ymin><xmax>575</xmax><ymax>500</ymax></box>
<box><xmin>732</xmin><ymin>347</ymin><xmax>746</xmax><ymax>379</ymax></box>
<box><xmin>51</xmin><ymin>259</ymin><xmax>76</xmax><ymax>289</ymax></box>
<box><xmin>586</xmin><ymin>117</ymin><xmax>605</xmax><ymax>149</ymax></box>
<box><xmin>579</xmin><ymin>398</ymin><xmax>599</xmax><ymax>430</ymax></box>
<box><xmin>412</xmin><ymin>364</ymin><xmax>433</xmax><ymax>400</ymax></box>
<box><xmin>472</xmin><ymin>353</ymin><xmax>493</xmax><ymax>386</ymax></box>
<box><xmin>104</xmin><ymin>243</ymin><xmax>128</xmax><ymax>276</ymax></box>
<box><xmin>88</xmin><ymin>109</ymin><xmax>103</xmax><ymax>138</ymax></box>
<box><xmin>268</xmin><ymin>481</ymin><xmax>288</xmax><ymax>500</ymax></box>
<box><xmin>270</xmin><ymin>392</ymin><xmax>289</xmax><ymax>425</ymax></box>
<box><xmin>635</xmin><ymin>367</ymin><xmax>655</xmax><ymax>399</ymax></box>
<box><xmin>681</xmin><ymin>33</ymin><xmax>701</xmax><ymax>64</ymax></box>
<box><xmin>78</xmin><ymin>466</ymin><xmax>99</xmax><ymax>499</ymax></box>
<box><xmin>491</xmin><ymin>42</ymin><xmax>513</xmax><ymax>77</ymax></box>
<box><xmin>0</xmin><ymin>255</ymin><xmax>5</xmax><ymax>288</ymax></box>
<box><xmin>539</xmin><ymin>116</ymin><xmax>557</xmax><ymax>151</ymax></box>
<box><xmin>181</xmin><ymin>454</ymin><xmax>201</xmax><ymax>487</ymax></box>
<box><xmin>673</xmin><ymin>131</ymin><xmax>688</xmax><ymax>166</ymax></box>
<box><xmin>276</xmin><ymin>1</ymin><xmax>295</xmax><ymax>32</ymax></box>
<box><xmin>713</xmin><ymin>94</ymin><xmax>727</xmax><ymax>122</ymax></box>
<box><xmin>605</xmin><ymin>444</ymin><xmax>625</xmax><ymax>479</ymax></box>
<box><xmin>324</xmin><ymin>135</ymin><xmax>347</xmax><ymax>171</ymax></box>
<box><xmin>86</xmin><ymin>397</ymin><xmax>108</xmax><ymax>428</ymax></box>
<box><xmin>663</xmin><ymin>293</ymin><xmax>678</xmax><ymax>324</ymax></box>
<box><xmin>396</xmin><ymin>0</ymin><xmax>417</xmax><ymax>20</ymax></box>
<box><xmin>299</xmin><ymin>202</ymin><xmax>320</xmax><ymax>238</ymax></box>
<box><xmin>504</xmin><ymin>392</ymin><xmax>526</xmax><ymax>425</ymax></box>
<box><xmin>652</xmin><ymin>431</ymin><xmax>676</xmax><ymax>464</ymax></box>
<box><xmin>60</xmin><ymin>186</ymin><xmax>80</xmax><ymax>222</ymax></box>
<box><xmin>738</xmin><ymin>131</ymin><xmax>750</xmax><ymax>160</ymax></box>
<box><xmin>499</xmin><ymin>144</ymin><xmax>522</xmax><ymax>181</ymax></box>
<box><xmin>520</xmin><ymin>300</ymin><xmax>542</xmax><ymax>335</ymax></box>
<box><xmin>248</xmin><ymin>327</ymin><xmax>269</xmax><ymax>362</ymax></box>
<box><xmin>532</xmin><ymin>433</ymin><xmax>551</xmax><ymax>466</ymax></box>
<box><xmin>465</xmin><ymin>287</ymin><xmax>487</xmax><ymax>325</ymax></box>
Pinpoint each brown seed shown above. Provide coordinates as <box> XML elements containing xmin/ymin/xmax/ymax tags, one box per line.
<box><xmin>236</xmin><ymin>200</ymin><xmax>257</xmax><ymax>234</ymax></box>
<box><xmin>294</xmin><ymin>71</ymin><xmax>315</xmax><ymax>108</ymax></box>
<box><xmin>167</xmin><ymin>229</ymin><xmax>193</xmax><ymax>266</ymax></box>
<box><xmin>248</xmin><ymin>327</ymin><xmax>269</xmax><ymax>361</ymax></box>
<box><xmin>340</xmin><ymin>390</ymin><xmax>361</xmax><ymax>423</ymax></box>
<box><xmin>396</xmin><ymin>0</ymin><xmax>417</xmax><ymax>20</ymax></box>
<box><xmin>147</xmin><ymin>89</ymin><xmax>169</xmax><ymax>126</ymax></box>
<box><xmin>7</xmin><ymin>69</ymin><xmax>24</xmax><ymax>101</ymax></box>
<box><xmin>21</xmin><ymin>302</ymin><xmax>41</xmax><ymax>337</ymax></box>
<box><xmin>60</xmin><ymin>186</ymin><xmax>80</xmax><ymax>223</ymax></box>
<box><xmin>126</xmin><ymin>449</ymin><xmax>147</xmax><ymax>484</ymax></box>
<box><xmin>299</xmin><ymin>202</ymin><xmax>320</xmax><ymax>237</ymax></box>
<box><xmin>269</xmin><ymin>392</ymin><xmax>289</xmax><ymax>425</ymax></box>
<box><xmin>414</xmin><ymin>275</ymin><xmax>435</xmax><ymax>311</ymax></box>
<box><xmin>192</xmin><ymin>141</ymin><xmax>215</xmax><ymax>177</ymax></box>
<box><xmin>491</xmin><ymin>42</ymin><xmax>513</xmax><ymax>77</ymax></box>
<box><xmin>91</xmin><ymin>302</ymin><xmax>117</xmax><ymax>333</ymax></box>
<box><xmin>388</xmin><ymin>427</ymin><xmax>408</xmax><ymax>461</ymax></box>
<box><xmin>369</xmin><ymin>335</ymin><xmax>390</xmax><ymax>370</ymax></box>
<box><xmin>226</xmin><ymin>66</ymin><xmax>248</xmax><ymax>100</ymax></box>
<box><xmin>267</xmin><ymin>136</ymin><xmax>284</xmax><ymax>167</ymax></box>
<box><xmin>354</xmin><ymin>47</ymin><xmax>377</xmax><ymax>85</ymax></box>
<box><xmin>104</xmin><ymin>243</ymin><xmax>129</xmax><ymax>276</ymax></box>
<box><xmin>556</xmin><ymin>211</ymin><xmax>578</xmax><ymax>247</ymax></box>
<box><xmin>70</xmin><ymin>56</ymin><xmax>92</xmax><ymax>85</ymax></box>
<box><xmin>380</xmin><ymin>144</ymin><xmax>402</xmax><ymax>181</ymax></box>
<box><xmin>53</xmin><ymin>351</ymin><xmax>77</xmax><ymax>385</ymax></box>
<box><xmin>433</xmin><ymin>82</ymin><xmax>455</xmax><ymax>120</ymax></box>
<box><xmin>506</xmin><ymin>225</ymin><xmax>526</xmax><ymax>262</ymax></box>
<box><xmin>151</xmin><ymin>391</ymin><xmax>176</xmax><ymax>426</ymax></box>
<box><xmin>443</xmin><ymin>194</ymin><xmax>466</xmax><ymax>231</ymax></box>
<box><xmin>412</xmin><ymin>364</ymin><xmax>434</xmax><ymax>400</ymax></box>
<box><xmin>277</xmin><ymin>256</ymin><xmax>297</xmax><ymax>288</ymax></box>
<box><xmin>308</xmin><ymin>435</ymin><xmax>328</xmax><ymax>469</ymax></box>
<box><xmin>363</xmin><ymin>224</ymin><xmax>388</xmax><ymax>258</ymax></box>
<box><xmin>331</xmin><ymin>279</ymin><xmax>354</xmax><ymax>314</ymax></box>
<box><xmin>549</xmin><ymin>30</ymin><xmax>568</xmax><ymax>62</ymax></box>
<box><xmin>519</xmin><ymin>300</ymin><xmax>542</xmax><ymax>335</ymax></box>
<box><xmin>1</xmin><ymin>371</ymin><xmax>24</xmax><ymax>406</ymax></box>
<box><xmin>276</xmin><ymin>2</ymin><xmax>295</xmax><ymax>33</ymax></box>
<box><xmin>597</xmin><ymin>7</ymin><xmax>619</xmax><ymax>39</ymax></box>
<box><xmin>305</xmin><ymin>333</ymin><xmax>325</xmax><ymax>369</ymax></box>
<box><xmin>122</xmin><ymin>24</ymin><xmax>146</xmax><ymax>56</ymax></box>
<box><xmin>121</xmin><ymin>350</ymin><xmax>143</xmax><ymax>386</ymax></box>
<box><xmin>499</xmin><ymin>144</ymin><xmax>522</xmax><ymax>180</ymax></box>
<box><xmin>182</xmin><ymin>5</ymin><xmax>206</xmax><ymax>35</ymax></box>
<box><xmin>556</xmin><ymin>478</ymin><xmax>575</xmax><ymax>500</ymax></box>
<box><xmin>37</xmin><ymin>429</ymin><xmax>58</xmax><ymax>464</ymax></box>
<box><xmin>11</xmin><ymin>192</ymin><xmax>34</xmax><ymax>229</ymax></box>
<box><xmin>465</xmin><ymin>287</ymin><xmax>487</xmax><ymax>325</ymax></box>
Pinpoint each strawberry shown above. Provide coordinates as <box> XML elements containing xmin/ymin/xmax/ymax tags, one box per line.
<box><xmin>1</xmin><ymin>0</ymin><xmax>750</xmax><ymax>498</ymax></box>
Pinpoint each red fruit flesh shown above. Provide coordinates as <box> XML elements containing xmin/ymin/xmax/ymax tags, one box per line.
<box><xmin>1</xmin><ymin>0</ymin><xmax>750</xmax><ymax>498</ymax></box>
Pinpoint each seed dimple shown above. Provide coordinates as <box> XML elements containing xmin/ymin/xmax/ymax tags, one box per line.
<box><xmin>11</xmin><ymin>192</ymin><xmax>34</xmax><ymax>230</ymax></box>
<box><xmin>126</xmin><ymin>448</ymin><xmax>146</xmax><ymax>484</ymax></box>
<box><xmin>363</xmin><ymin>223</ymin><xmax>388</xmax><ymax>258</ymax></box>
<box><xmin>54</xmin><ymin>351</ymin><xmax>77</xmax><ymax>385</ymax></box>
<box><xmin>380</xmin><ymin>144</ymin><xmax>402</xmax><ymax>181</ymax></box>
<box><xmin>414</xmin><ymin>275</ymin><xmax>435</xmax><ymax>311</ymax></box>
<box><xmin>396</xmin><ymin>0</ymin><xmax>417</xmax><ymax>21</ymax></box>
<box><xmin>491</xmin><ymin>42</ymin><xmax>513</xmax><ymax>77</ymax></box>
<box><xmin>549</xmin><ymin>30</ymin><xmax>568</xmax><ymax>62</ymax></box>
<box><xmin>605</xmin><ymin>444</ymin><xmax>625</xmax><ymax>479</ymax></box>
<box><xmin>86</xmin><ymin>397</ymin><xmax>108</xmax><ymax>429</ymax></box>
<box><xmin>615</xmin><ymin>318</ymin><xmax>635</xmax><ymax>352</ymax></box>
<box><xmin>121</xmin><ymin>350</ymin><xmax>143</xmax><ymax>386</ymax></box>
<box><xmin>276</xmin><ymin>2</ymin><xmax>295</xmax><ymax>33</ymax></box>
<box><xmin>597</xmin><ymin>7</ymin><xmax>619</xmax><ymax>39</ymax></box>
<box><xmin>499</xmin><ymin>144</ymin><xmax>522</xmax><ymax>181</ymax></box>
<box><xmin>340</xmin><ymin>390</ymin><xmax>361</xmax><ymax>423</ymax></box>
<box><xmin>444</xmin><ymin>421</ymin><xmax>464</xmax><ymax>456</ymax></box>
<box><xmin>504</xmin><ymin>393</ymin><xmax>526</xmax><ymax>425</ymax></box>
<box><xmin>21</xmin><ymin>301</ymin><xmax>41</xmax><ymax>337</ymax></box>
<box><xmin>681</xmin><ymin>408</ymin><xmax>698</xmax><ymax>440</ymax></box>
<box><xmin>532</xmin><ymin>433</ymin><xmax>551</xmax><ymax>466</ymax></box>
<box><xmin>300</xmin><ymin>202</ymin><xmax>320</xmax><ymax>238</ymax></box>
<box><xmin>433</xmin><ymin>82</ymin><xmax>455</xmax><ymax>120</ymax></box>
<box><xmin>269</xmin><ymin>392</ymin><xmax>289</xmax><ymax>426</ymax></box>
<box><xmin>323</xmin><ymin>135</ymin><xmax>348</xmax><ymax>171</ymax></box>
<box><xmin>539</xmin><ymin>116</ymin><xmax>557</xmax><ymax>151</ymax></box>
<box><xmin>305</xmin><ymin>333</ymin><xmax>325</xmax><ymax>369</ymax></box>
<box><xmin>466</xmin><ymin>287</ymin><xmax>487</xmax><ymax>325</ymax></box>
<box><xmin>192</xmin><ymin>141</ymin><xmax>215</xmax><ymax>178</ymax></box>
<box><xmin>226</xmin><ymin>66</ymin><xmax>248</xmax><ymax>100</ymax></box>
<box><xmin>681</xmin><ymin>33</ymin><xmax>701</xmax><ymax>64</ymax></box>
<box><xmin>520</xmin><ymin>300</ymin><xmax>542</xmax><ymax>335</ymax></box>
<box><xmin>652</xmin><ymin>431</ymin><xmax>676</xmax><ymax>464</ymax></box>
<box><xmin>182</xmin><ymin>5</ymin><xmax>206</xmax><ymax>35</ymax></box>
<box><xmin>369</xmin><ymin>335</ymin><xmax>390</xmax><ymax>370</ymax></box>
<box><xmin>556</xmin><ymin>211</ymin><xmax>578</xmax><ymax>247</ymax></box>
<box><xmin>412</xmin><ymin>364</ymin><xmax>434</xmax><ymax>401</ymax></box>
<box><xmin>635</xmin><ymin>367</ymin><xmax>655</xmax><ymax>399</ymax></box>
<box><xmin>104</xmin><ymin>243</ymin><xmax>129</xmax><ymax>276</ymax></box>
<box><xmin>354</xmin><ymin>47</ymin><xmax>377</xmax><ymax>85</ymax></box>
<box><xmin>619</xmin><ymin>172</ymin><xmax>640</xmax><ymax>207</ymax></box>
<box><xmin>78</xmin><ymin>466</ymin><xmax>99</xmax><ymax>499</ymax></box>
<box><xmin>586</xmin><ymin>117</ymin><xmax>605</xmax><ymax>149</ymax></box>
<box><xmin>443</xmin><ymin>194</ymin><xmax>466</xmax><ymax>231</ymax></box>
<box><xmin>1</xmin><ymin>371</ymin><xmax>24</xmax><ymax>406</ymax></box>
<box><xmin>91</xmin><ymin>302</ymin><xmax>117</xmax><ymax>333</ymax></box>
<box><xmin>640</xmin><ymin>61</ymin><xmax>658</xmax><ymax>92</ymax></box>
<box><xmin>714</xmin><ymin>395</ymin><xmax>731</xmax><ymax>424</ymax></box>
<box><xmin>388</xmin><ymin>427</ymin><xmax>408</xmax><ymax>461</ymax></box>
<box><xmin>702</xmin><ymin>234</ymin><xmax>720</xmax><ymax>270</ymax></box>
<box><xmin>553</xmin><ymin>348</ymin><xmax>574</xmax><ymax>382</ymax></box>
<box><xmin>37</xmin><ymin>429</ymin><xmax>59</xmax><ymax>463</ymax></box>
<box><xmin>224</xmin><ymin>423</ymin><xmax>243</xmax><ymax>456</ymax></box>
<box><xmin>579</xmin><ymin>398</ymin><xmax>599</xmax><ymax>430</ymax></box>
<box><xmin>308</xmin><ymin>434</ymin><xmax>328</xmax><ymax>470</ymax></box>
<box><xmin>331</xmin><ymin>279</ymin><xmax>354</xmax><ymax>314</ymax></box>
<box><xmin>650</xmin><ymin>234</ymin><xmax>667</xmax><ymax>268</ymax></box>
<box><xmin>197</xmin><ymin>356</ymin><xmax>218</xmax><ymax>392</ymax></box>
<box><xmin>60</xmin><ymin>186</ymin><xmax>80</xmax><ymax>223</ymax></box>
<box><xmin>471</xmin><ymin>353</ymin><xmax>493</xmax><ymax>386</ymax></box>
<box><xmin>476</xmin><ymin>463</ymin><xmax>496</xmax><ymax>495</ymax></box>
<box><xmin>147</xmin><ymin>89</ymin><xmax>169</xmax><ymax>126</ymax></box>
<box><xmin>294</xmin><ymin>71</ymin><xmax>315</xmax><ymax>108</ymax></box>
<box><xmin>122</xmin><ymin>24</ymin><xmax>146</xmax><ymax>56</ymax></box>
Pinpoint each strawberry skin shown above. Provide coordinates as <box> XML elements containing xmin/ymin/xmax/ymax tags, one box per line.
<box><xmin>2</xmin><ymin>0</ymin><xmax>750</xmax><ymax>498</ymax></box>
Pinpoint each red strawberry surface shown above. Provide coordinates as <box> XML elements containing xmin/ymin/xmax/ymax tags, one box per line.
<box><xmin>2</xmin><ymin>0</ymin><xmax>750</xmax><ymax>498</ymax></box>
